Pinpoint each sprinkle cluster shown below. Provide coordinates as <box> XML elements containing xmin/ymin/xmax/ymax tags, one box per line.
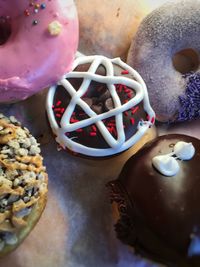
<box><xmin>24</xmin><ymin>0</ymin><xmax>48</xmax><ymax>25</ymax></box>
<box><xmin>52</xmin><ymin>70</ymin><xmax>147</xmax><ymax>140</ymax></box>
<box><xmin>47</xmin><ymin>55</ymin><xmax>155</xmax><ymax>156</ymax></box>
<box><xmin>178</xmin><ymin>72</ymin><xmax>200</xmax><ymax>121</ymax></box>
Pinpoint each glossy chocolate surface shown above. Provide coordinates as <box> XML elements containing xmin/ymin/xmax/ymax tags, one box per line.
<box><xmin>108</xmin><ymin>134</ymin><xmax>200</xmax><ymax>266</ymax></box>
<box><xmin>52</xmin><ymin>63</ymin><xmax>147</xmax><ymax>149</ymax></box>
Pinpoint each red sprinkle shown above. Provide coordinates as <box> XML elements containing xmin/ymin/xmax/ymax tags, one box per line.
<box><xmin>121</xmin><ymin>70</ymin><xmax>129</xmax><ymax>75</ymax></box>
<box><xmin>108</xmin><ymin>126</ymin><xmax>117</xmax><ymax>136</ymax></box>
<box><xmin>131</xmin><ymin>106</ymin><xmax>139</xmax><ymax>114</ymax></box>
<box><xmin>56</xmin><ymin>101</ymin><xmax>61</xmax><ymax>107</ymax></box>
<box><xmin>130</xmin><ymin>118</ymin><xmax>135</xmax><ymax>125</ymax></box>
<box><xmin>116</xmin><ymin>84</ymin><xmax>123</xmax><ymax>93</ymax></box>
<box><xmin>90</xmin><ymin>132</ymin><xmax>97</xmax><ymax>136</ymax></box>
<box><xmin>56</xmin><ymin>113</ymin><xmax>61</xmax><ymax>118</ymax></box>
<box><xmin>61</xmin><ymin>108</ymin><xmax>65</xmax><ymax>114</ymax></box>
<box><xmin>151</xmin><ymin>117</ymin><xmax>155</xmax><ymax>124</ymax></box>
<box><xmin>76</xmin><ymin>129</ymin><xmax>83</xmax><ymax>133</ymax></box>
<box><xmin>24</xmin><ymin>9</ymin><xmax>30</xmax><ymax>16</ymax></box>
<box><xmin>70</xmin><ymin>118</ymin><xmax>79</xmax><ymax>123</ymax></box>
<box><xmin>124</xmin><ymin>111</ymin><xmax>129</xmax><ymax>116</ymax></box>
<box><xmin>107</xmin><ymin>123</ymin><xmax>115</xmax><ymax>127</ymax></box>
<box><xmin>92</xmin><ymin>125</ymin><xmax>97</xmax><ymax>132</ymax></box>
<box><xmin>54</xmin><ymin>108</ymin><xmax>61</xmax><ymax>112</ymax></box>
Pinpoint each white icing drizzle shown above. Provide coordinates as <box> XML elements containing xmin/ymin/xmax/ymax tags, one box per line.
<box><xmin>173</xmin><ymin>141</ymin><xmax>195</xmax><ymax>160</ymax></box>
<box><xmin>152</xmin><ymin>141</ymin><xmax>195</xmax><ymax>177</ymax></box>
<box><xmin>152</xmin><ymin>155</ymin><xmax>180</xmax><ymax>177</ymax></box>
<box><xmin>46</xmin><ymin>55</ymin><xmax>155</xmax><ymax>157</ymax></box>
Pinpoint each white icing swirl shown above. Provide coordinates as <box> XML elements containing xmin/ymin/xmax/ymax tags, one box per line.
<box><xmin>152</xmin><ymin>141</ymin><xmax>195</xmax><ymax>177</ymax></box>
<box><xmin>152</xmin><ymin>155</ymin><xmax>180</xmax><ymax>177</ymax></box>
<box><xmin>174</xmin><ymin>141</ymin><xmax>195</xmax><ymax>160</ymax></box>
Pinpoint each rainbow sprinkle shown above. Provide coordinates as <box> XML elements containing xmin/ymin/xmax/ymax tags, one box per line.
<box><xmin>25</xmin><ymin>1</ymin><xmax>48</xmax><ymax>25</ymax></box>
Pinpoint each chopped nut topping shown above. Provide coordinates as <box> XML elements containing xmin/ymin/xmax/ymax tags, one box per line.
<box><xmin>0</xmin><ymin>114</ymin><xmax>48</xmax><ymax>251</ymax></box>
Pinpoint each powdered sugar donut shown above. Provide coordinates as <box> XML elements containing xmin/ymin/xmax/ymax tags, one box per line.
<box><xmin>0</xmin><ymin>0</ymin><xmax>78</xmax><ymax>103</ymax></box>
<box><xmin>46</xmin><ymin>55</ymin><xmax>155</xmax><ymax>157</ymax></box>
<box><xmin>127</xmin><ymin>0</ymin><xmax>200</xmax><ymax>122</ymax></box>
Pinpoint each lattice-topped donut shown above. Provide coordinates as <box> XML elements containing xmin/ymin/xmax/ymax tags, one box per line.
<box><xmin>46</xmin><ymin>55</ymin><xmax>155</xmax><ymax>157</ymax></box>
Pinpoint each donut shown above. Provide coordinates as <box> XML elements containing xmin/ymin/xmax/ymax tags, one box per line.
<box><xmin>75</xmin><ymin>0</ymin><xmax>169</xmax><ymax>59</ymax></box>
<box><xmin>127</xmin><ymin>0</ymin><xmax>200</xmax><ymax>122</ymax></box>
<box><xmin>0</xmin><ymin>0</ymin><xmax>78</xmax><ymax>103</ymax></box>
<box><xmin>108</xmin><ymin>134</ymin><xmax>200</xmax><ymax>266</ymax></box>
<box><xmin>46</xmin><ymin>55</ymin><xmax>156</xmax><ymax>158</ymax></box>
<box><xmin>0</xmin><ymin>114</ymin><xmax>48</xmax><ymax>257</ymax></box>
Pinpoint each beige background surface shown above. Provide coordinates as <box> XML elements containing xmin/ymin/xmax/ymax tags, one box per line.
<box><xmin>75</xmin><ymin>0</ymin><xmax>169</xmax><ymax>59</ymax></box>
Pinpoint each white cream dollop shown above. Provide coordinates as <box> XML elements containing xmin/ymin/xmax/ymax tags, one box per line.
<box><xmin>152</xmin><ymin>155</ymin><xmax>180</xmax><ymax>177</ymax></box>
<box><xmin>174</xmin><ymin>141</ymin><xmax>195</xmax><ymax>160</ymax></box>
<box><xmin>152</xmin><ymin>141</ymin><xmax>195</xmax><ymax>177</ymax></box>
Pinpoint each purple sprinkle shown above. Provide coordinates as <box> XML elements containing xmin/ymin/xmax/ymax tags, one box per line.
<box><xmin>178</xmin><ymin>72</ymin><xmax>200</xmax><ymax>122</ymax></box>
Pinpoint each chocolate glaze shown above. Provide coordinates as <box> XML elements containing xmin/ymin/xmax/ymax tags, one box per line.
<box><xmin>52</xmin><ymin>62</ymin><xmax>147</xmax><ymax>150</ymax></box>
<box><xmin>108</xmin><ymin>134</ymin><xmax>200</xmax><ymax>266</ymax></box>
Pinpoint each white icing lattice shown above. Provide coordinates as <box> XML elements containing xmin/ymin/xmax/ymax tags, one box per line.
<box><xmin>46</xmin><ymin>55</ymin><xmax>155</xmax><ymax>157</ymax></box>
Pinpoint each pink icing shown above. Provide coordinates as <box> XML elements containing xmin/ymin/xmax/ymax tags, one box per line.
<box><xmin>0</xmin><ymin>0</ymin><xmax>79</xmax><ymax>102</ymax></box>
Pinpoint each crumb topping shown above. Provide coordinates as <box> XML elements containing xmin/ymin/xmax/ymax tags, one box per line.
<box><xmin>0</xmin><ymin>114</ymin><xmax>48</xmax><ymax>250</ymax></box>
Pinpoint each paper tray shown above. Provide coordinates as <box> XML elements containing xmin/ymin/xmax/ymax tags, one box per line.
<box><xmin>0</xmin><ymin>90</ymin><xmax>199</xmax><ymax>267</ymax></box>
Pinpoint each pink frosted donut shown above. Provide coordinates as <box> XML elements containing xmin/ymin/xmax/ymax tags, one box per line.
<box><xmin>0</xmin><ymin>0</ymin><xmax>78</xmax><ymax>102</ymax></box>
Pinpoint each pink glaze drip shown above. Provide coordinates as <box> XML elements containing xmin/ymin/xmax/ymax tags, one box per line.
<box><xmin>0</xmin><ymin>0</ymin><xmax>79</xmax><ymax>102</ymax></box>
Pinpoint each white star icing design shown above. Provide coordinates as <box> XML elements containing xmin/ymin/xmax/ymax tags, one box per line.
<box><xmin>46</xmin><ymin>55</ymin><xmax>155</xmax><ymax>157</ymax></box>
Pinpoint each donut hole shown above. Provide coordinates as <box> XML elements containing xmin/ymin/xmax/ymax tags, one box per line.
<box><xmin>0</xmin><ymin>16</ymin><xmax>12</xmax><ymax>45</ymax></box>
<box><xmin>172</xmin><ymin>49</ymin><xmax>199</xmax><ymax>74</ymax></box>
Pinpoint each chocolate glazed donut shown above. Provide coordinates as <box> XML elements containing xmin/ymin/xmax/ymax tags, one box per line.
<box><xmin>108</xmin><ymin>134</ymin><xmax>200</xmax><ymax>266</ymax></box>
<box><xmin>127</xmin><ymin>0</ymin><xmax>200</xmax><ymax>122</ymax></box>
<box><xmin>46</xmin><ymin>55</ymin><xmax>155</xmax><ymax>158</ymax></box>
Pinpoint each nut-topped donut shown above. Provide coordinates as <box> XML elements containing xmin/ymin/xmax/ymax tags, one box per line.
<box><xmin>46</xmin><ymin>55</ymin><xmax>155</xmax><ymax>157</ymax></box>
<box><xmin>0</xmin><ymin>0</ymin><xmax>78</xmax><ymax>102</ymax></box>
<box><xmin>0</xmin><ymin>114</ymin><xmax>48</xmax><ymax>257</ymax></box>
<box><xmin>127</xmin><ymin>0</ymin><xmax>200</xmax><ymax>122</ymax></box>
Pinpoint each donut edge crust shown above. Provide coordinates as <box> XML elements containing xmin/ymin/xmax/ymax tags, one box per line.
<box><xmin>0</xmin><ymin>187</ymin><xmax>47</xmax><ymax>257</ymax></box>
